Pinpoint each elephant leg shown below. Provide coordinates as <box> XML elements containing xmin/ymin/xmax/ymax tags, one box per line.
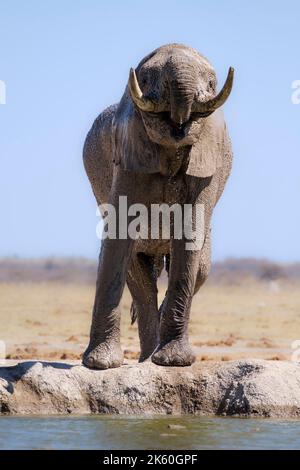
<box><xmin>127</xmin><ymin>253</ymin><xmax>161</xmax><ymax>362</ymax></box>
<box><xmin>152</xmin><ymin>238</ymin><xmax>202</xmax><ymax>367</ymax></box>
<box><xmin>83</xmin><ymin>236</ymin><xmax>133</xmax><ymax>369</ymax></box>
<box><xmin>83</xmin><ymin>170</ymin><xmax>137</xmax><ymax>370</ymax></box>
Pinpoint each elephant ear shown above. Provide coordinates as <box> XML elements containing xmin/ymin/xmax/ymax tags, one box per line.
<box><xmin>112</xmin><ymin>90</ymin><xmax>160</xmax><ymax>173</ymax></box>
<box><xmin>186</xmin><ymin>110</ymin><xmax>231</xmax><ymax>178</ymax></box>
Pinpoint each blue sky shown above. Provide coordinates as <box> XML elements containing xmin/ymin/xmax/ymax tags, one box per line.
<box><xmin>0</xmin><ymin>0</ymin><xmax>299</xmax><ymax>261</ymax></box>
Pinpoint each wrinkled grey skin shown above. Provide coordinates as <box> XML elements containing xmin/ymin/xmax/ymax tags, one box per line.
<box><xmin>83</xmin><ymin>44</ymin><xmax>233</xmax><ymax>369</ymax></box>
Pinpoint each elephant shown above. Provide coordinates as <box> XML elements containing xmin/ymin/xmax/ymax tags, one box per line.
<box><xmin>82</xmin><ymin>43</ymin><xmax>234</xmax><ymax>369</ymax></box>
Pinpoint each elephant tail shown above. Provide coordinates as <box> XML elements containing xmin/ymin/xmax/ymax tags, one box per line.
<box><xmin>130</xmin><ymin>302</ymin><xmax>138</xmax><ymax>325</ymax></box>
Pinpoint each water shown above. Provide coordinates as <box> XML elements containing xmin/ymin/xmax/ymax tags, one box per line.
<box><xmin>0</xmin><ymin>415</ymin><xmax>299</xmax><ymax>450</ymax></box>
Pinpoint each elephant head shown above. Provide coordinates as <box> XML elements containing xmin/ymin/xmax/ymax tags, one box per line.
<box><xmin>112</xmin><ymin>44</ymin><xmax>234</xmax><ymax>177</ymax></box>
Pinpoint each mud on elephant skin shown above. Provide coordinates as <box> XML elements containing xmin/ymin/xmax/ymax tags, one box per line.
<box><xmin>82</xmin><ymin>43</ymin><xmax>234</xmax><ymax>369</ymax></box>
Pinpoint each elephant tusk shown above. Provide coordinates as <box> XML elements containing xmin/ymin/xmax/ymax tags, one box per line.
<box><xmin>192</xmin><ymin>67</ymin><xmax>234</xmax><ymax>114</ymax></box>
<box><xmin>128</xmin><ymin>68</ymin><xmax>164</xmax><ymax>113</ymax></box>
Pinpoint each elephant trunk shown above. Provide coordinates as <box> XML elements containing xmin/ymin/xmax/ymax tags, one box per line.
<box><xmin>167</xmin><ymin>58</ymin><xmax>196</xmax><ymax>126</ymax></box>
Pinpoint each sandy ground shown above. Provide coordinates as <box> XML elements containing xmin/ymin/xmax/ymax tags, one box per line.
<box><xmin>0</xmin><ymin>280</ymin><xmax>299</xmax><ymax>362</ymax></box>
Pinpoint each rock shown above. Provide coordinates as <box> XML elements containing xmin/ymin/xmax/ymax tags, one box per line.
<box><xmin>0</xmin><ymin>360</ymin><xmax>300</xmax><ymax>417</ymax></box>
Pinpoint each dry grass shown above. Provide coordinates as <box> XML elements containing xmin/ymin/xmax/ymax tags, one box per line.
<box><xmin>0</xmin><ymin>279</ymin><xmax>299</xmax><ymax>362</ymax></box>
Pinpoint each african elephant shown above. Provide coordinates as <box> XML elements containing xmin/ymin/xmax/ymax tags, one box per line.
<box><xmin>82</xmin><ymin>43</ymin><xmax>234</xmax><ymax>369</ymax></box>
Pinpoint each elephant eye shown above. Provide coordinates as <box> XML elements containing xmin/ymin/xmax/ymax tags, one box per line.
<box><xmin>140</xmin><ymin>78</ymin><xmax>149</xmax><ymax>93</ymax></box>
<box><xmin>208</xmin><ymin>80</ymin><xmax>215</xmax><ymax>91</ymax></box>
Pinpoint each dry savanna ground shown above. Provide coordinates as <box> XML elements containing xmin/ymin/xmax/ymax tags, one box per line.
<box><xmin>1</xmin><ymin>278</ymin><xmax>300</xmax><ymax>363</ymax></box>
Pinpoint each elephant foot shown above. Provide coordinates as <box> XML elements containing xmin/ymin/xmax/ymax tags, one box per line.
<box><xmin>83</xmin><ymin>341</ymin><xmax>123</xmax><ymax>370</ymax></box>
<box><xmin>151</xmin><ymin>339</ymin><xmax>195</xmax><ymax>367</ymax></box>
